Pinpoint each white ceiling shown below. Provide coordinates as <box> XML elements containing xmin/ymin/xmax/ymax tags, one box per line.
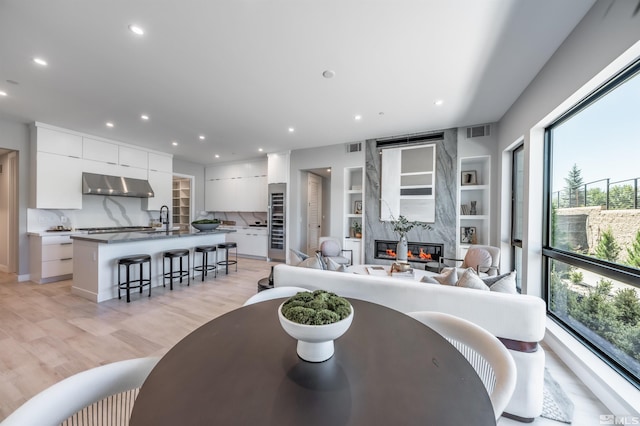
<box><xmin>0</xmin><ymin>0</ymin><xmax>595</xmax><ymax>165</ymax></box>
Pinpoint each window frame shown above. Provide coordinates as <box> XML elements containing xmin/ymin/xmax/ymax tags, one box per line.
<box><xmin>543</xmin><ymin>58</ymin><xmax>640</xmax><ymax>389</ymax></box>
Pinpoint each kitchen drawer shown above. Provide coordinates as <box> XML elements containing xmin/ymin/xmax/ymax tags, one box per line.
<box><xmin>41</xmin><ymin>235</ymin><xmax>73</xmax><ymax>245</ymax></box>
<box><xmin>42</xmin><ymin>259</ymin><xmax>73</xmax><ymax>278</ymax></box>
<box><xmin>42</xmin><ymin>243</ymin><xmax>73</xmax><ymax>261</ymax></box>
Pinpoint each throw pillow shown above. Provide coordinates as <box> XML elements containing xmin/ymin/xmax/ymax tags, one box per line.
<box><xmin>483</xmin><ymin>271</ymin><xmax>518</xmax><ymax>294</ymax></box>
<box><xmin>326</xmin><ymin>257</ymin><xmax>346</xmax><ymax>272</ymax></box>
<box><xmin>315</xmin><ymin>251</ymin><xmax>327</xmax><ymax>270</ymax></box>
<box><xmin>296</xmin><ymin>255</ymin><xmax>324</xmax><ymax>270</ymax></box>
<box><xmin>320</xmin><ymin>240</ymin><xmax>341</xmax><ymax>257</ymax></box>
<box><xmin>423</xmin><ymin>267</ymin><xmax>458</xmax><ymax>286</ymax></box>
<box><xmin>456</xmin><ymin>268</ymin><xmax>490</xmax><ymax>291</ymax></box>
<box><xmin>464</xmin><ymin>248</ymin><xmax>493</xmax><ymax>271</ymax></box>
<box><xmin>290</xmin><ymin>249</ymin><xmax>309</xmax><ymax>264</ymax></box>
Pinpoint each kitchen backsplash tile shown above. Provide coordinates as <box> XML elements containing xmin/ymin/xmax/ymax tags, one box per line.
<box><xmin>209</xmin><ymin>211</ymin><xmax>268</xmax><ymax>227</ymax></box>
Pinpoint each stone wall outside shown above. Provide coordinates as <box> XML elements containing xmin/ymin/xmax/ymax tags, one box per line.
<box><xmin>557</xmin><ymin>206</ymin><xmax>640</xmax><ymax>262</ymax></box>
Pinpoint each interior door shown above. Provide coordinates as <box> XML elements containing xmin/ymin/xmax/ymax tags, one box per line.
<box><xmin>306</xmin><ymin>173</ymin><xmax>323</xmax><ymax>254</ymax></box>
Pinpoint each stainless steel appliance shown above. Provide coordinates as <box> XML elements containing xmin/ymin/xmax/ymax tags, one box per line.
<box><xmin>267</xmin><ymin>183</ymin><xmax>286</xmax><ymax>261</ymax></box>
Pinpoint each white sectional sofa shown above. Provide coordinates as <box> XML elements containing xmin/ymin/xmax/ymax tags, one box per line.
<box><xmin>273</xmin><ymin>263</ymin><xmax>547</xmax><ymax>422</ymax></box>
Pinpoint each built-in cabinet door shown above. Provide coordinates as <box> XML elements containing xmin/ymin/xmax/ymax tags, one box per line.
<box><xmin>35</xmin><ymin>152</ymin><xmax>83</xmax><ymax>209</ymax></box>
<box><xmin>83</xmin><ymin>137</ymin><xmax>119</xmax><ymax>164</ymax></box>
<box><xmin>148</xmin><ymin>152</ymin><xmax>172</xmax><ymax>172</ymax></box>
<box><xmin>143</xmin><ymin>170</ymin><xmax>172</xmax><ymax>211</ymax></box>
<box><xmin>119</xmin><ymin>146</ymin><xmax>148</xmax><ymax>169</ymax></box>
<box><xmin>37</xmin><ymin>127</ymin><xmax>83</xmax><ymax>157</ymax></box>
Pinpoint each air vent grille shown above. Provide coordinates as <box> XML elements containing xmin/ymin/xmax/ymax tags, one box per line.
<box><xmin>466</xmin><ymin>125</ymin><xmax>491</xmax><ymax>138</ymax></box>
<box><xmin>346</xmin><ymin>142</ymin><xmax>362</xmax><ymax>153</ymax></box>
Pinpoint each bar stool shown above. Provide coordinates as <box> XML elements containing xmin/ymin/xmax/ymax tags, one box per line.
<box><xmin>193</xmin><ymin>245</ymin><xmax>217</xmax><ymax>281</ymax></box>
<box><xmin>162</xmin><ymin>249</ymin><xmax>190</xmax><ymax>290</ymax></box>
<box><xmin>217</xmin><ymin>242</ymin><xmax>238</xmax><ymax>274</ymax></box>
<box><xmin>117</xmin><ymin>254</ymin><xmax>152</xmax><ymax>303</ymax></box>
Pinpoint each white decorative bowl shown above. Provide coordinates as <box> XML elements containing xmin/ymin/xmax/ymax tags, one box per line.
<box><xmin>278</xmin><ymin>302</ymin><xmax>354</xmax><ymax>363</ymax></box>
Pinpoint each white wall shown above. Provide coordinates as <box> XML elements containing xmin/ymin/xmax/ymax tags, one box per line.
<box><xmin>495</xmin><ymin>0</ymin><xmax>640</xmax><ymax>415</ymax></box>
<box><xmin>0</xmin><ymin>118</ymin><xmax>29</xmax><ymax>278</ymax></box>
<box><xmin>289</xmin><ymin>143</ymin><xmax>364</xmax><ymax>253</ymax></box>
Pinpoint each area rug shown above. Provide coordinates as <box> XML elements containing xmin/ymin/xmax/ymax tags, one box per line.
<box><xmin>541</xmin><ymin>368</ymin><xmax>575</xmax><ymax>424</ymax></box>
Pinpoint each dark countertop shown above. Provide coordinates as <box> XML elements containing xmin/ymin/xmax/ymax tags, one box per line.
<box><xmin>70</xmin><ymin>229</ymin><xmax>235</xmax><ymax>244</ymax></box>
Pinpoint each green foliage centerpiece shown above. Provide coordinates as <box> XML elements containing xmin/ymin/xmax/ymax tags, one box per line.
<box><xmin>278</xmin><ymin>290</ymin><xmax>354</xmax><ymax>362</ymax></box>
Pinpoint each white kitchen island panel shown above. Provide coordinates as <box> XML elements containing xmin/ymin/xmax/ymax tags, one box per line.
<box><xmin>71</xmin><ymin>230</ymin><xmax>232</xmax><ymax>303</ymax></box>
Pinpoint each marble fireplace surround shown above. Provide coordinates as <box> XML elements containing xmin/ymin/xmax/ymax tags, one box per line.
<box><xmin>364</xmin><ymin>128</ymin><xmax>457</xmax><ymax>266</ymax></box>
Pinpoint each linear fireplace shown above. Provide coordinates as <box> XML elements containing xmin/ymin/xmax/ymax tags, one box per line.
<box><xmin>374</xmin><ymin>240</ymin><xmax>444</xmax><ymax>264</ymax></box>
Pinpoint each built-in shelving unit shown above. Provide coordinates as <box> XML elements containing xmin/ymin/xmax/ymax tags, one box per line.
<box><xmin>457</xmin><ymin>155</ymin><xmax>491</xmax><ymax>257</ymax></box>
<box><xmin>172</xmin><ymin>177</ymin><xmax>191</xmax><ymax>230</ymax></box>
<box><xmin>344</xmin><ymin>167</ymin><xmax>364</xmax><ymax>265</ymax></box>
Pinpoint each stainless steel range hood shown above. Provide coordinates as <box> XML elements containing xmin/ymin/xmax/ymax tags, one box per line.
<box><xmin>82</xmin><ymin>172</ymin><xmax>155</xmax><ymax>198</ymax></box>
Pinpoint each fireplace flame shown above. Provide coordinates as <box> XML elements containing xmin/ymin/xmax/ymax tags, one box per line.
<box><xmin>419</xmin><ymin>248</ymin><xmax>432</xmax><ymax>260</ymax></box>
<box><xmin>386</xmin><ymin>249</ymin><xmax>396</xmax><ymax>257</ymax></box>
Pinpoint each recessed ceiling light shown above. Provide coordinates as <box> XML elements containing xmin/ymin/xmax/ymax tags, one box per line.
<box><xmin>327</xmin><ymin>169</ymin><xmax>331</xmax><ymax>173</ymax></box>
<box><xmin>434</xmin><ymin>100</ymin><xmax>444</xmax><ymax>106</ymax></box>
<box><xmin>258</xmin><ymin>148</ymin><xmax>263</xmax><ymax>152</ymax></box>
<box><xmin>106</xmin><ymin>122</ymin><xmax>114</xmax><ymax>128</ymax></box>
<box><xmin>322</xmin><ymin>70</ymin><xmax>335</xmax><ymax>79</ymax></box>
<box><xmin>199</xmin><ymin>135</ymin><xmax>205</xmax><ymax>140</ymax></box>
<box><xmin>215</xmin><ymin>154</ymin><xmax>220</xmax><ymax>158</ymax></box>
<box><xmin>33</xmin><ymin>57</ymin><xmax>47</xmax><ymax>66</ymax></box>
<box><xmin>129</xmin><ymin>24</ymin><xmax>144</xmax><ymax>35</ymax></box>
<box><xmin>141</xmin><ymin>114</ymin><xmax>149</xmax><ymax>120</ymax></box>
<box><xmin>288</xmin><ymin>127</ymin><xmax>295</xmax><ymax>133</ymax></box>
<box><xmin>172</xmin><ymin>141</ymin><xmax>178</xmax><ymax>146</ymax></box>
<box><xmin>354</xmin><ymin>115</ymin><xmax>362</xmax><ymax>121</ymax></box>
<box><xmin>0</xmin><ymin>91</ymin><xmax>7</xmax><ymax>97</ymax></box>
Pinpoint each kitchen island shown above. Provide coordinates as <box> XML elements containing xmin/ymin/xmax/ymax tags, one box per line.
<box><xmin>70</xmin><ymin>229</ymin><xmax>235</xmax><ymax>302</ymax></box>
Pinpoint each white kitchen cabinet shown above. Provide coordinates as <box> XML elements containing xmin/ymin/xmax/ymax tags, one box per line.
<box><xmin>83</xmin><ymin>137</ymin><xmax>119</xmax><ymax>164</ymax></box>
<box><xmin>33</xmin><ymin>152</ymin><xmax>84</xmax><ymax>209</ymax></box>
<box><xmin>205</xmin><ymin>176</ymin><xmax>267</xmax><ymax>212</ymax></box>
<box><xmin>205</xmin><ymin>178</ymin><xmax>233</xmax><ymax>211</ymax></box>
<box><xmin>119</xmin><ymin>146</ymin><xmax>148</xmax><ymax>169</ymax></box>
<box><xmin>36</xmin><ymin>127</ymin><xmax>83</xmax><ymax>157</ymax></box>
<box><xmin>225</xmin><ymin>228</ymin><xmax>267</xmax><ymax>258</ymax></box>
<box><xmin>143</xmin><ymin>170</ymin><xmax>173</xmax><ymax>211</ymax></box>
<box><xmin>148</xmin><ymin>152</ymin><xmax>173</xmax><ymax>173</ymax></box>
<box><xmin>29</xmin><ymin>235</ymin><xmax>74</xmax><ymax>283</ymax></box>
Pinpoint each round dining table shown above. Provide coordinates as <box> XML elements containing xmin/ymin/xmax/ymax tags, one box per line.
<box><xmin>130</xmin><ymin>298</ymin><xmax>496</xmax><ymax>426</ymax></box>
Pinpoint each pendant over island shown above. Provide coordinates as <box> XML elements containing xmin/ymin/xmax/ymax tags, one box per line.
<box><xmin>70</xmin><ymin>229</ymin><xmax>235</xmax><ymax>302</ymax></box>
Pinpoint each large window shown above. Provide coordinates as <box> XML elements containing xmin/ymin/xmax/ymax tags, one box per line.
<box><xmin>544</xmin><ymin>60</ymin><xmax>640</xmax><ymax>387</ymax></box>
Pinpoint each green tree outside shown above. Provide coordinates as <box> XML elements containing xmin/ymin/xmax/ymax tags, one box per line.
<box><xmin>626</xmin><ymin>230</ymin><xmax>640</xmax><ymax>269</ymax></box>
<box><xmin>594</xmin><ymin>227</ymin><xmax>621</xmax><ymax>262</ymax></box>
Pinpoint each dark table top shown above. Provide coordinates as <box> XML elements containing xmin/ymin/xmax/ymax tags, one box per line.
<box><xmin>130</xmin><ymin>299</ymin><xmax>495</xmax><ymax>426</ymax></box>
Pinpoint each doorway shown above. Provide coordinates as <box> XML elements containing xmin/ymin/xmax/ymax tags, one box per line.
<box><xmin>307</xmin><ymin>173</ymin><xmax>323</xmax><ymax>254</ymax></box>
<box><xmin>0</xmin><ymin>149</ymin><xmax>18</xmax><ymax>274</ymax></box>
<box><xmin>172</xmin><ymin>174</ymin><xmax>194</xmax><ymax>231</ymax></box>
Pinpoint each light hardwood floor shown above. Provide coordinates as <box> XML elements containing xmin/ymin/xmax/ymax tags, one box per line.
<box><xmin>0</xmin><ymin>259</ymin><xmax>608</xmax><ymax>423</ymax></box>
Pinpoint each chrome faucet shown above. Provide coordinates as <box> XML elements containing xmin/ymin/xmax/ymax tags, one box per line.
<box><xmin>159</xmin><ymin>205</ymin><xmax>170</xmax><ymax>232</ymax></box>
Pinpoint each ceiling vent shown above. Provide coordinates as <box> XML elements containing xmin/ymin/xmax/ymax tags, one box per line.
<box><xmin>346</xmin><ymin>142</ymin><xmax>362</xmax><ymax>153</ymax></box>
<box><xmin>466</xmin><ymin>124</ymin><xmax>491</xmax><ymax>139</ymax></box>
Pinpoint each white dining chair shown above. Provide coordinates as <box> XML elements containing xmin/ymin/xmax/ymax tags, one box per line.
<box><xmin>242</xmin><ymin>286</ymin><xmax>310</xmax><ymax>306</ymax></box>
<box><xmin>1</xmin><ymin>356</ymin><xmax>160</xmax><ymax>426</ymax></box>
<box><xmin>406</xmin><ymin>311</ymin><xmax>516</xmax><ymax>420</ymax></box>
